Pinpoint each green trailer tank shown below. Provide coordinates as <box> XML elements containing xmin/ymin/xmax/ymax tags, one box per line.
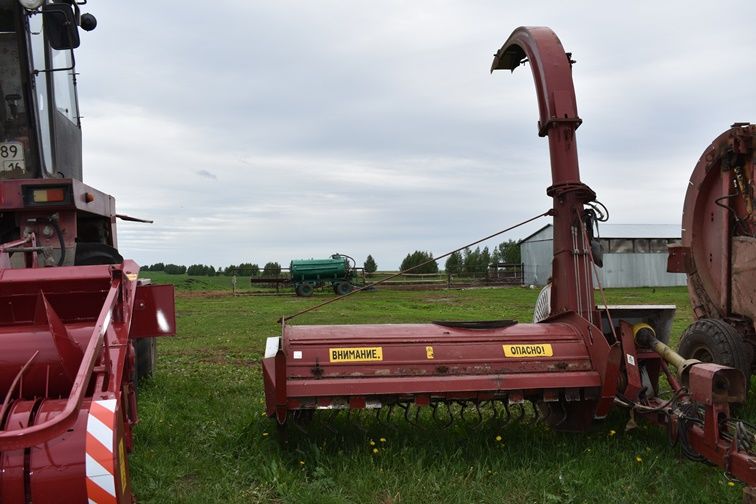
<box><xmin>290</xmin><ymin>254</ymin><xmax>356</xmax><ymax>297</ymax></box>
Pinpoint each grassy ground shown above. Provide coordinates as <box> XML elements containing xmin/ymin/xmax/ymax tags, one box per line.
<box><xmin>130</xmin><ymin>282</ymin><xmax>748</xmax><ymax>503</ymax></box>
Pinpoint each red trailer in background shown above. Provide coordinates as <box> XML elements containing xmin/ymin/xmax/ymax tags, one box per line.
<box><xmin>263</xmin><ymin>26</ymin><xmax>756</xmax><ymax>493</ymax></box>
<box><xmin>0</xmin><ymin>2</ymin><xmax>175</xmax><ymax>502</ymax></box>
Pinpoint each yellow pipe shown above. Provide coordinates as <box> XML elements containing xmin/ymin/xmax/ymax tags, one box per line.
<box><xmin>632</xmin><ymin>322</ymin><xmax>687</xmax><ymax>373</ymax></box>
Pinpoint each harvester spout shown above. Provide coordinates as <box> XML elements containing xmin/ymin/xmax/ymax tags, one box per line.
<box><xmin>491</xmin><ymin>26</ymin><xmax>596</xmax><ymax>322</ymax></box>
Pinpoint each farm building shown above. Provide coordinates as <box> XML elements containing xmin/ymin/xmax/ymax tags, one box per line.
<box><xmin>520</xmin><ymin>224</ymin><xmax>687</xmax><ymax>288</ymax></box>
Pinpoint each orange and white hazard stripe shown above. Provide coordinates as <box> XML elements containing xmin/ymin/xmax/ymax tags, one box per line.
<box><xmin>85</xmin><ymin>399</ymin><xmax>120</xmax><ymax>504</ymax></box>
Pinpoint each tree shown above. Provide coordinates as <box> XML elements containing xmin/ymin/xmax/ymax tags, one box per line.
<box><xmin>462</xmin><ymin>247</ymin><xmax>478</xmax><ymax>275</ymax></box>
<box><xmin>164</xmin><ymin>263</ymin><xmax>186</xmax><ymax>275</ymax></box>
<box><xmin>444</xmin><ymin>251</ymin><xmax>463</xmax><ymax>275</ymax></box>
<box><xmin>262</xmin><ymin>262</ymin><xmax>282</xmax><ymax>277</ymax></box>
<box><xmin>480</xmin><ymin>246</ymin><xmax>492</xmax><ymax>273</ymax></box>
<box><xmin>496</xmin><ymin>239</ymin><xmax>521</xmax><ymax>264</ymax></box>
<box><xmin>148</xmin><ymin>262</ymin><xmax>165</xmax><ymax>272</ymax></box>
<box><xmin>187</xmin><ymin>264</ymin><xmax>216</xmax><ymax>276</ymax></box>
<box><xmin>363</xmin><ymin>255</ymin><xmax>377</xmax><ymax>274</ymax></box>
<box><xmin>491</xmin><ymin>247</ymin><xmax>502</xmax><ymax>265</ymax></box>
<box><xmin>225</xmin><ymin>263</ymin><xmax>260</xmax><ymax>276</ymax></box>
<box><xmin>400</xmin><ymin>250</ymin><xmax>438</xmax><ymax>274</ymax></box>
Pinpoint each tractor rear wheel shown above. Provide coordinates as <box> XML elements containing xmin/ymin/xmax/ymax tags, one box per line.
<box><xmin>74</xmin><ymin>243</ymin><xmax>123</xmax><ymax>265</ymax></box>
<box><xmin>678</xmin><ymin>319</ymin><xmax>752</xmax><ymax>389</ymax></box>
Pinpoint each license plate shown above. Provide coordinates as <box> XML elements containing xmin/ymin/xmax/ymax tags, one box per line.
<box><xmin>0</xmin><ymin>142</ymin><xmax>25</xmax><ymax>173</ymax></box>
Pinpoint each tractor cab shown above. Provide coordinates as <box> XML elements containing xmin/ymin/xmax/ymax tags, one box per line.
<box><xmin>0</xmin><ymin>0</ymin><xmax>119</xmax><ymax>267</ymax></box>
<box><xmin>0</xmin><ymin>0</ymin><xmax>93</xmax><ymax>180</ymax></box>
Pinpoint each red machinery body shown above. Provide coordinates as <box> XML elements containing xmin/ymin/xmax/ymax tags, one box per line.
<box><xmin>0</xmin><ymin>263</ymin><xmax>176</xmax><ymax>503</ymax></box>
<box><xmin>264</xmin><ymin>26</ymin><xmax>618</xmax><ymax>433</ymax></box>
<box><xmin>263</xmin><ymin>26</ymin><xmax>756</xmax><ymax>490</ymax></box>
<box><xmin>0</xmin><ymin>2</ymin><xmax>176</xmax><ymax>502</ymax></box>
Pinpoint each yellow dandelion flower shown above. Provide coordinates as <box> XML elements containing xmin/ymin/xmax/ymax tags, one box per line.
<box><xmin>609</xmin><ymin>430</ymin><xmax>616</xmax><ymax>437</ymax></box>
<box><xmin>299</xmin><ymin>460</ymin><xmax>305</xmax><ymax>465</ymax></box>
<box><xmin>380</xmin><ymin>438</ymin><xmax>387</xmax><ymax>443</ymax></box>
<box><xmin>727</xmin><ymin>482</ymin><xmax>735</xmax><ymax>487</ymax></box>
<box><xmin>369</xmin><ymin>440</ymin><xmax>376</xmax><ymax>446</ymax></box>
<box><xmin>495</xmin><ymin>435</ymin><xmax>502</xmax><ymax>442</ymax></box>
<box><xmin>635</xmin><ymin>455</ymin><xmax>642</xmax><ymax>463</ymax></box>
<box><xmin>373</xmin><ymin>448</ymin><xmax>379</xmax><ymax>454</ymax></box>
<box><xmin>262</xmin><ymin>432</ymin><xmax>269</xmax><ymax>437</ymax></box>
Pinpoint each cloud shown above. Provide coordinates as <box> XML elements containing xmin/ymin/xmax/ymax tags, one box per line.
<box><xmin>75</xmin><ymin>1</ymin><xmax>755</xmax><ymax>269</ymax></box>
<box><xmin>196</xmin><ymin>170</ymin><xmax>218</xmax><ymax>180</ymax></box>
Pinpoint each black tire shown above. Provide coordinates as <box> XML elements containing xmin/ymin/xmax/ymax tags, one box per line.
<box><xmin>74</xmin><ymin>243</ymin><xmax>123</xmax><ymax>265</ymax></box>
<box><xmin>335</xmin><ymin>281</ymin><xmax>352</xmax><ymax>296</ymax></box>
<box><xmin>134</xmin><ymin>337</ymin><xmax>156</xmax><ymax>383</ymax></box>
<box><xmin>678</xmin><ymin>319</ymin><xmax>751</xmax><ymax>389</ymax></box>
<box><xmin>297</xmin><ymin>283</ymin><xmax>314</xmax><ymax>297</ymax></box>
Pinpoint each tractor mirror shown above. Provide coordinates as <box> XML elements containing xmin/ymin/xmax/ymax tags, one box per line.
<box><xmin>42</xmin><ymin>3</ymin><xmax>80</xmax><ymax>50</ymax></box>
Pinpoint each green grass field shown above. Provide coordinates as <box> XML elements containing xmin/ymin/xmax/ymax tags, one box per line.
<box><xmin>130</xmin><ymin>280</ymin><xmax>748</xmax><ymax>503</ymax></box>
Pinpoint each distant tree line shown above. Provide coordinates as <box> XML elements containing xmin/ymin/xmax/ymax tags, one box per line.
<box><xmin>143</xmin><ymin>261</ymin><xmax>291</xmax><ymax>277</ymax></box>
<box><xmin>444</xmin><ymin>239</ymin><xmax>521</xmax><ymax>275</ymax></box>
<box><xmin>140</xmin><ymin>242</ymin><xmax>519</xmax><ymax>277</ymax></box>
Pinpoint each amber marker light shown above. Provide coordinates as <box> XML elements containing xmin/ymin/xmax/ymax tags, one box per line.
<box><xmin>32</xmin><ymin>188</ymin><xmax>66</xmax><ymax>203</ymax></box>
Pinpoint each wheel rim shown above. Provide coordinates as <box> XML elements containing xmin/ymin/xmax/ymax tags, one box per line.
<box><xmin>690</xmin><ymin>345</ymin><xmax>714</xmax><ymax>363</ymax></box>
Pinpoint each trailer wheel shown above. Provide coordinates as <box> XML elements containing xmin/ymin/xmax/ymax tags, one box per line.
<box><xmin>678</xmin><ymin>319</ymin><xmax>751</xmax><ymax>389</ymax></box>
<box><xmin>335</xmin><ymin>281</ymin><xmax>352</xmax><ymax>296</ymax></box>
<box><xmin>134</xmin><ymin>337</ymin><xmax>157</xmax><ymax>383</ymax></box>
<box><xmin>296</xmin><ymin>283</ymin><xmax>314</xmax><ymax>297</ymax></box>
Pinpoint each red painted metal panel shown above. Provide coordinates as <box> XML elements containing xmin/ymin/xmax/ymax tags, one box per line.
<box><xmin>0</xmin><ymin>401</ymin><xmax>34</xmax><ymax>502</ymax></box>
<box><xmin>285</xmin><ymin>322</ymin><xmax>592</xmax><ymax>379</ymax></box>
<box><xmin>29</xmin><ymin>400</ymin><xmax>89</xmax><ymax>504</ymax></box>
<box><xmin>0</xmin><ymin>179</ymin><xmax>115</xmax><ymax>217</ymax></box>
<box><xmin>286</xmin><ymin>372</ymin><xmax>601</xmax><ymax>399</ymax></box>
<box><xmin>130</xmin><ymin>284</ymin><xmax>176</xmax><ymax>339</ymax></box>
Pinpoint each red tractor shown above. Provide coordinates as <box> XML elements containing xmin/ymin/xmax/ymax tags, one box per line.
<box><xmin>263</xmin><ymin>26</ymin><xmax>756</xmax><ymax>494</ymax></box>
<box><xmin>0</xmin><ymin>1</ymin><xmax>175</xmax><ymax>502</ymax></box>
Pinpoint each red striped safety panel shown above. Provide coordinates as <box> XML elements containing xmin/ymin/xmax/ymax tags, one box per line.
<box><xmin>85</xmin><ymin>399</ymin><xmax>122</xmax><ymax>504</ymax></box>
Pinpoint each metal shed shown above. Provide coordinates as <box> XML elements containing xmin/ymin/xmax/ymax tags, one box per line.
<box><xmin>520</xmin><ymin>224</ymin><xmax>687</xmax><ymax>288</ymax></box>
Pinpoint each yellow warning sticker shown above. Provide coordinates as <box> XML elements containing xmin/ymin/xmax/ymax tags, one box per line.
<box><xmin>426</xmin><ymin>346</ymin><xmax>434</xmax><ymax>359</ymax></box>
<box><xmin>329</xmin><ymin>347</ymin><xmax>383</xmax><ymax>363</ymax></box>
<box><xmin>503</xmin><ymin>344</ymin><xmax>554</xmax><ymax>358</ymax></box>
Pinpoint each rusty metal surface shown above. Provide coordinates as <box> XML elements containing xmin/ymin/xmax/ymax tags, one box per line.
<box><xmin>732</xmin><ymin>236</ymin><xmax>756</xmax><ymax>325</ymax></box>
<box><xmin>676</xmin><ymin>123</ymin><xmax>755</xmax><ymax>323</ymax></box>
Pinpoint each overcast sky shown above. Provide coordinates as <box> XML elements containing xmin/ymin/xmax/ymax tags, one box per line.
<box><xmin>73</xmin><ymin>1</ymin><xmax>755</xmax><ymax>270</ymax></box>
